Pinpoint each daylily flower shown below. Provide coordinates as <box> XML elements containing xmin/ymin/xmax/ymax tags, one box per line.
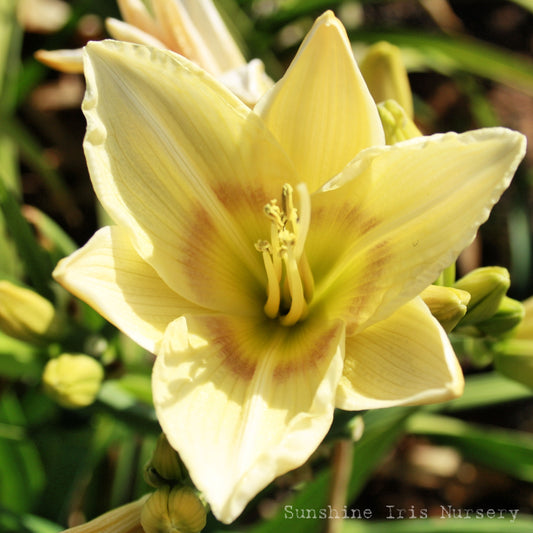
<box><xmin>53</xmin><ymin>11</ymin><xmax>526</xmax><ymax>524</ymax></box>
<box><xmin>35</xmin><ymin>0</ymin><xmax>273</xmax><ymax>105</ymax></box>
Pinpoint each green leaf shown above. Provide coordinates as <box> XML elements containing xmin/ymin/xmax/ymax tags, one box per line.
<box><xmin>406</xmin><ymin>412</ymin><xmax>533</xmax><ymax>482</ymax></box>
<box><xmin>0</xmin><ymin>390</ymin><xmax>45</xmax><ymax>514</ymax></box>
<box><xmin>429</xmin><ymin>372</ymin><xmax>533</xmax><ymax>412</ymax></box>
<box><xmin>341</xmin><ymin>515</ymin><xmax>533</xmax><ymax>532</ymax></box>
<box><xmin>0</xmin><ymin>179</ymin><xmax>53</xmax><ymax>299</ymax></box>
<box><xmin>509</xmin><ymin>0</ymin><xmax>533</xmax><ymax>14</ymax></box>
<box><xmin>0</xmin><ymin>332</ymin><xmax>43</xmax><ymax>381</ymax></box>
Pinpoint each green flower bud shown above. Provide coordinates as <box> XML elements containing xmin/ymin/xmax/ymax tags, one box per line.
<box><xmin>476</xmin><ymin>296</ymin><xmax>525</xmax><ymax>337</ymax></box>
<box><xmin>377</xmin><ymin>100</ymin><xmax>422</xmax><ymax>145</ymax></box>
<box><xmin>494</xmin><ymin>340</ymin><xmax>533</xmax><ymax>388</ymax></box>
<box><xmin>0</xmin><ymin>280</ymin><xmax>61</xmax><ymax>344</ymax></box>
<box><xmin>145</xmin><ymin>434</ymin><xmax>187</xmax><ymax>487</ymax></box>
<box><xmin>141</xmin><ymin>486</ymin><xmax>207</xmax><ymax>533</ymax></box>
<box><xmin>42</xmin><ymin>353</ymin><xmax>104</xmax><ymax>409</ymax></box>
<box><xmin>514</xmin><ymin>296</ymin><xmax>533</xmax><ymax>340</ymax></box>
<box><xmin>454</xmin><ymin>267</ymin><xmax>510</xmax><ymax>326</ymax></box>
<box><xmin>360</xmin><ymin>41</ymin><xmax>413</xmax><ymax>118</ymax></box>
<box><xmin>420</xmin><ymin>285</ymin><xmax>470</xmax><ymax>332</ymax></box>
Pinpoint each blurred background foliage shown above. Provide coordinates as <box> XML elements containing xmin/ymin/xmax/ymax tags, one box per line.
<box><xmin>2</xmin><ymin>0</ymin><xmax>533</xmax><ymax>532</ymax></box>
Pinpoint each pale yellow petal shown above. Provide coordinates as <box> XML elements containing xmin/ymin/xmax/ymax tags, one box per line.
<box><xmin>255</xmin><ymin>11</ymin><xmax>384</xmax><ymax>191</ymax></box>
<box><xmin>105</xmin><ymin>18</ymin><xmax>167</xmax><ymax>49</ymax></box>
<box><xmin>152</xmin><ymin>313</ymin><xmax>344</xmax><ymax>523</ymax></box>
<box><xmin>217</xmin><ymin>59</ymin><xmax>274</xmax><ymax>107</ymax></box>
<box><xmin>53</xmin><ymin>226</ymin><xmax>200</xmax><ymax>353</ymax></box>
<box><xmin>178</xmin><ymin>0</ymin><xmax>246</xmax><ymax>72</ymax></box>
<box><xmin>150</xmin><ymin>0</ymin><xmax>245</xmax><ymax>75</ymax></box>
<box><xmin>34</xmin><ymin>48</ymin><xmax>84</xmax><ymax>73</ymax></box>
<box><xmin>83</xmin><ymin>40</ymin><xmax>297</xmax><ymax>315</ymax></box>
<box><xmin>116</xmin><ymin>0</ymin><xmax>160</xmax><ymax>38</ymax></box>
<box><xmin>336</xmin><ymin>297</ymin><xmax>463</xmax><ymax>410</ymax></box>
<box><xmin>308</xmin><ymin>128</ymin><xmax>526</xmax><ymax>332</ymax></box>
<box><xmin>61</xmin><ymin>495</ymin><xmax>148</xmax><ymax>533</ymax></box>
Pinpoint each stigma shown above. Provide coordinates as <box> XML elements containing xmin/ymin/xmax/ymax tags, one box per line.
<box><xmin>255</xmin><ymin>183</ymin><xmax>314</xmax><ymax>326</ymax></box>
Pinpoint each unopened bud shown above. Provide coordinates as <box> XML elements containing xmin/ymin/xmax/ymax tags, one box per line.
<box><xmin>494</xmin><ymin>340</ymin><xmax>533</xmax><ymax>388</ymax></box>
<box><xmin>360</xmin><ymin>41</ymin><xmax>413</xmax><ymax>118</ymax></box>
<box><xmin>0</xmin><ymin>281</ymin><xmax>60</xmax><ymax>344</ymax></box>
<box><xmin>476</xmin><ymin>296</ymin><xmax>524</xmax><ymax>337</ymax></box>
<box><xmin>454</xmin><ymin>267</ymin><xmax>510</xmax><ymax>326</ymax></box>
<box><xmin>145</xmin><ymin>434</ymin><xmax>186</xmax><ymax>487</ymax></box>
<box><xmin>377</xmin><ymin>100</ymin><xmax>422</xmax><ymax>145</ymax></box>
<box><xmin>420</xmin><ymin>285</ymin><xmax>470</xmax><ymax>332</ymax></box>
<box><xmin>514</xmin><ymin>296</ymin><xmax>533</xmax><ymax>340</ymax></box>
<box><xmin>42</xmin><ymin>354</ymin><xmax>104</xmax><ymax>409</ymax></box>
<box><xmin>141</xmin><ymin>486</ymin><xmax>207</xmax><ymax>533</ymax></box>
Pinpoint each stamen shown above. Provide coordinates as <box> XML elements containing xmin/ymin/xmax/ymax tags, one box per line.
<box><xmin>256</xmin><ymin>183</ymin><xmax>314</xmax><ymax>326</ymax></box>
<box><xmin>255</xmin><ymin>241</ymin><xmax>280</xmax><ymax>319</ymax></box>
<box><xmin>279</xmin><ymin>248</ymin><xmax>308</xmax><ymax>327</ymax></box>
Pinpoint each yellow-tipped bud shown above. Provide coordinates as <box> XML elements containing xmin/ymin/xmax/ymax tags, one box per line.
<box><xmin>494</xmin><ymin>340</ymin><xmax>533</xmax><ymax>388</ymax></box>
<box><xmin>377</xmin><ymin>100</ymin><xmax>422</xmax><ymax>145</ymax></box>
<box><xmin>454</xmin><ymin>267</ymin><xmax>510</xmax><ymax>326</ymax></box>
<box><xmin>476</xmin><ymin>296</ymin><xmax>525</xmax><ymax>337</ymax></box>
<box><xmin>141</xmin><ymin>486</ymin><xmax>207</xmax><ymax>533</ymax></box>
<box><xmin>360</xmin><ymin>41</ymin><xmax>413</xmax><ymax>118</ymax></box>
<box><xmin>0</xmin><ymin>281</ymin><xmax>60</xmax><ymax>344</ymax></box>
<box><xmin>145</xmin><ymin>433</ymin><xmax>186</xmax><ymax>487</ymax></box>
<box><xmin>42</xmin><ymin>354</ymin><xmax>104</xmax><ymax>409</ymax></box>
<box><xmin>420</xmin><ymin>285</ymin><xmax>471</xmax><ymax>332</ymax></box>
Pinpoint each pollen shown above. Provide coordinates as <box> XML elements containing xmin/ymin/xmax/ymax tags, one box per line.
<box><xmin>255</xmin><ymin>183</ymin><xmax>314</xmax><ymax>326</ymax></box>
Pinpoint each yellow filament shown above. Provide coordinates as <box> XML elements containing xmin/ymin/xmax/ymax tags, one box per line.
<box><xmin>279</xmin><ymin>249</ymin><xmax>307</xmax><ymax>326</ymax></box>
<box><xmin>262</xmin><ymin>250</ymin><xmax>281</xmax><ymax>319</ymax></box>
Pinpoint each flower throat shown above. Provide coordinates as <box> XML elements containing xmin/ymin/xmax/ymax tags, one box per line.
<box><xmin>255</xmin><ymin>183</ymin><xmax>314</xmax><ymax>326</ymax></box>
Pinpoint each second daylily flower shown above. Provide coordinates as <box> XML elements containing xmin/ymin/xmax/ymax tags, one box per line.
<box><xmin>36</xmin><ymin>0</ymin><xmax>273</xmax><ymax>105</ymax></box>
<box><xmin>53</xmin><ymin>11</ymin><xmax>526</xmax><ymax>524</ymax></box>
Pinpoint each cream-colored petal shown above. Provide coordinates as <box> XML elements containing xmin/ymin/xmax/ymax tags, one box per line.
<box><xmin>217</xmin><ymin>59</ymin><xmax>274</xmax><ymax>107</ymax></box>
<box><xmin>83</xmin><ymin>40</ymin><xmax>297</xmax><ymax>315</ymax></box>
<box><xmin>336</xmin><ymin>297</ymin><xmax>463</xmax><ymax>410</ymax></box>
<box><xmin>53</xmin><ymin>226</ymin><xmax>200</xmax><ymax>353</ymax></box>
<box><xmin>178</xmin><ymin>0</ymin><xmax>246</xmax><ymax>72</ymax></box>
<box><xmin>150</xmin><ymin>0</ymin><xmax>244</xmax><ymax>75</ymax></box>
<box><xmin>308</xmin><ymin>128</ymin><xmax>526</xmax><ymax>332</ymax></box>
<box><xmin>255</xmin><ymin>11</ymin><xmax>384</xmax><ymax>191</ymax></box>
<box><xmin>60</xmin><ymin>495</ymin><xmax>148</xmax><ymax>533</ymax></box>
<box><xmin>105</xmin><ymin>18</ymin><xmax>167</xmax><ymax>49</ymax></box>
<box><xmin>34</xmin><ymin>48</ymin><xmax>84</xmax><ymax>73</ymax></box>
<box><xmin>116</xmin><ymin>0</ymin><xmax>160</xmax><ymax>38</ymax></box>
<box><xmin>153</xmin><ymin>313</ymin><xmax>345</xmax><ymax>523</ymax></box>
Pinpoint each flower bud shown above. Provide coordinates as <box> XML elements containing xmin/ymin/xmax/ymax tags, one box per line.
<box><xmin>0</xmin><ymin>280</ymin><xmax>60</xmax><ymax>344</ymax></box>
<box><xmin>42</xmin><ymin>353</ymin><xmax>104</xmax><ymax>409</ymax></box>
<box><xmin>454</xmin><ymin>267</ymin><xmax>510</xmax><ymax>326</ymax></box>
<box><xmin>360</xmin><ymin>41</ymin><xmax>413</xmax><ymax>118</ymax></box>
<box><xmin>420</xmin><ymin>285</ymin><xmax>471</xmax><ymax>332</ymax></box>
<box><xmin>377</xmin><ymin>100</ymin><xmax>422</xmax><ymax>145</ymax></box>
<box><xmin>476</xmin><ymin>296</ymin><xmax>525</xmax><ymax>337</ymax></box>
<box><xmin>514</xmin><ymin>296</ymin><xmax>533</xmax><ymax>340</ymax></box>
<box><xmin>494</xmin><ymin>340</ymin><xmax>533</xmax><ymax>388</ymax></box>
<box><xmin>141</xmin><ymin>486</ymin><xmax>207</xmax><ymax>533</ymax></box>
<box><xmin>145</xmin><ymin>433</ymin><xmax>186</xmax><ymax>487</ymax></box>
